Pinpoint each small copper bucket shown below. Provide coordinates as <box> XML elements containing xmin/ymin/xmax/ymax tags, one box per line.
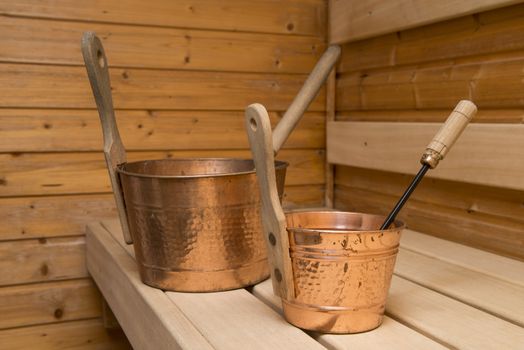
<box><xmin>246</xmin><ymin>103</ymin><xmax>404</xmax><ymax>333</ymax></box>
<box><xmin>283</xmin><ymin>211</ymin><xmax>403</xmax><ymax>333</ymax></box>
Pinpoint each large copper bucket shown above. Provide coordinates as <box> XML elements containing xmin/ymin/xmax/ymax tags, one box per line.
<box><xmin>283</xmin><ymin>211</ymin><xmax>403</xmax><ymax>333</ymax></box>
<box><xmin>117</xmin><ymin>158</ymin><xmax>286</xmax><ymax>291</ymax></box>
<box><xmin>82</xmin><ymin>32</ymin><xmax>341</xmax><ymax>292</ymax></box>
<box><xmin>246</xmin><ymin>103</ymin><xmax>404</xmax><ymax>333</ymax></box>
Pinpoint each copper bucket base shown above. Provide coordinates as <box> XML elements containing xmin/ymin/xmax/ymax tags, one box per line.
<box><xmin>283</xmin><ymin>211</ymin><xmax>404</xmax><ymax>334</ymax></box>
<box><xmin>282</xmin><ymin>300</ymin><xmax>383</xmax><ymax>334</ymax></box>
<box><xmin>138</xmin><ymin>258</ymin><xmax>269</xmax><ymax>292</ymax></box>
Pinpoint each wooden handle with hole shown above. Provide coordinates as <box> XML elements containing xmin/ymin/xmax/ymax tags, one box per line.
<box><xmin>421</xmin><ymin>100</ymin><xmax>477</xmax><ymax>169</ymax></box>
<box><xmin>81</xmin><ymin>32</ymin><xmax>133</xmax><ymax>244</ymax></box>
<box><xmin>245</xmin><ymin>103</ymin><xmax>295</xmax><ymax>301</ymax></box>
<box><xmin>272</xmin><ymin>45</ymin><xmax>341</xmax><ymax>154</ymax></box>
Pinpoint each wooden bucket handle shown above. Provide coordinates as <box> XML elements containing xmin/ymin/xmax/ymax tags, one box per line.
<box><xmin>81</xmin><ymin>32</ymin><xmax>133</xmax><ymax>244</ymax></box>
<box><xmin>245</xmin><ymin>103</ymin><xmax>295</xmax><ymax>300</ymax></box>
<box><xmin>272</xmin><ymin>45</ymin><xmax>340</xmax><ymax>154</ymax></box>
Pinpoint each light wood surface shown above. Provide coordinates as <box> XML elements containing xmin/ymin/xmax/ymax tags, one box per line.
<box><xmin>252</xmin><ymin>280</ymin><xmax>447</xmax><ymax>350</ymax></box>
<box><xmin>89</xmin><ymin>220</ymin><xmax>524</xmax><ymax>349</ymax></box>
<box><xmin>401</xmin><ymin>229</ymin><xmax>524</xmax><ymax>286</ymax></box>
<box><xmin>86</xmin><ymin>222</ymin><xmax>215</xmax><ymax>350</ymax></box>
<box><xmin>0</xmin><ymin>0</ymin><xmax>325</xmax><ymax>36</ymax></box>
<box><xmin>245</xmin><ymin>104</ymin><xmax>295</xmax><ymax>300</ymax></box>
<box><xmin>396</xmin><ymin>248</ymin><xmax>524</xmax><ymax>326</ymax></box>
<box><xmin>100</xmin><ymin>219</ymin><xmax>324</xmax><ymax>350</ymax></box>
<box><xmin>329</xmin><ymin>0</ymin><xmax>521</xmax><ymax>43</ymax></box>
<box><xmin>327</xmin><ymin>121</ymin><xmax>524</xmax><ymax>190</ymax></box>
<box><xmin>388</xmin><ymin>277</ymin><xmax>524</xmax><ymax>349</ymax></box>
<box><xmin>0</xmin><ymin>319</ymin><xmax>131</xmax><ymax>350</ymax></box>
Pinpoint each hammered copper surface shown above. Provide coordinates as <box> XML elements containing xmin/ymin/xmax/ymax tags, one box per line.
<box><xmin>118</xmin><ymin>158</ymin><xmax>287</xmax><ymax>292</ymax></box>
<box><xmin>282</xmin><ymin>211</ymin><xmax>404</xmax><ymax>333</ymax></box>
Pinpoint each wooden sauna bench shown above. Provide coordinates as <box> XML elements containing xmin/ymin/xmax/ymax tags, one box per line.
<box><xmin>86</xmin><ymin>219</ymin><xmax>524</xmax><ymax>349</ymax></box>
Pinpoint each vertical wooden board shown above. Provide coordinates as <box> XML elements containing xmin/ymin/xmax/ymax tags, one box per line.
<box><xmin>387</xmin><ymin>276</ymin><xmax>524</xmax><ymax>349</ymax></box>
<box><xmin>0</xmin><ymin>237</ymin><xmax>88</xmax><ymax>286</ymax></box>
<box><xmin>0</xmin><ymin>194</ymin><xmax>118</xmax><ymax>240</ymax></box>
<box><xmin>0</xmin><ymin>109</ymin><xmax>325</xmax><ymax>152</ymax></box>
<box><xmin>0</xmin><ymin>279</ymin><xmax>101</xmax><ymax>329</ymax></box>
<box><xmin>86</xmin><ymin>223</ymin><xmax>214</xmax><ymax>350</ymax></box>
<box><xmin>329</xmin><ymin>0</ymin><xmax>521</xmax><ymax>43</ymax></box>
<box><xmin>0</xmin><ymin>16</ymin><xmax>324</xmax><ymax>73</ymax></box>
<box><xmin>395</xmin><ymin>248</ymin><xmax>524</xmax><ymax>326</ymax></box>
<box><xmin>0</xmin><ymin>0</ymin><xmax>326</xmax><ymax>36</ymax></box>
<box><xmin>0</xmin><ymin>319</ymin><xmax>132</xmax><ymax>350</ymax></box>
<box><xmin>0</xmin><ymin>64</ymin><xmax>325</xmax><ymax>110</ymax></box>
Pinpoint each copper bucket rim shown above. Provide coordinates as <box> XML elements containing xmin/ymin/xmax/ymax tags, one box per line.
<box><xmin>284</xmin><ymin>210</ymin><xmax>405</xmax><ymax>234</ymax></box>
<box><xmin>116</xmin><ymin>157</ymin><xmax>289</xmax><ymax>179</ymax></box>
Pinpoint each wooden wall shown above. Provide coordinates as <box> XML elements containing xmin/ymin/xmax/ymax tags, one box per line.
<box><xmin>0</xmin><ymin>1</ymin><xmax>327</xmax><ymax>348</ymax></box>
<box><xmin>330</xmin><ymin>1</ymin><xmax>524</xmax><ymax>260</ymax></box>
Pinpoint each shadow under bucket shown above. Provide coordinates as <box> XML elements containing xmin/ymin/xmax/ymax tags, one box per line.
<box><xmin>282</xmin><ymin>211</ymin><xmax>404</xmax><ymax>333</ymax></box>
<box><xmin>117</xmin><ymin>158</ymin><xmax>287</xmax><ymax>292</ymax></box>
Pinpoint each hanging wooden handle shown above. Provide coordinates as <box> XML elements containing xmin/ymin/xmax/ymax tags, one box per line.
<box><xmin>245</xmin><ymin>103</ymin><xmax>295</xmax><ymax>301</ymax></box>
<box><xmin>81</xmin><ymin>32</ymin><xmax>133</xmax><ymax>244</ymax></box>
<box><xmin>421</xmin><ymin>100</ymin><xmax>477</xmax><ymax>169</ymax></box>
<box><xmin>272</xmin><ymin>45</ymin><xmax>341</xmax><ymax>154</ymax></box>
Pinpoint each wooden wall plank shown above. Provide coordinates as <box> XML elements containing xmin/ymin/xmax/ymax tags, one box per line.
<box><xmin>0</xmin><ymin>319</ymin><xmax>131</xmax><ymax>350</ymax></box>
<box><xmin>329</xmin><ymin>0</ymin><xmax>521</xmax><ymax>44</ymax></box>
<box><xmin>0</xmin><ymin>237</ymin><xmax>87</xmax><ymax>286</ymax></box>
<box><xmin>335</xmin><ymin>166</ymin><xmax>524</xmax><ymax>225</ymax></box>
<box><xmin>338</xmin><ymin>3</ymin><xmax>524</xmax><ymax>72</ymax></box>
<box><xmin>0</xmin><ymin>0</ymin><xmax>326</xmax><ymax>37</ymax></box>
<box><xmin>0</xmin><ymin>64</ymin><xmax>325</xmax><ymax>110</ymax></box>
<box><xmin>336</xmin><ymin>109</ymin><xmax>524</xmax><ymax>123</ymax></box>
<box><xmin>334</xmin><ymin>183</ymin><xmax>524</xmax><ymax>260</ymax></box>
<box><xmin>0</xmin><ymin>149</ymin><xmax>325</xmax><ymax>197</ymax></box>
<box><xmin>0</xmin><ymin>185</ymin><xmax>323</xmax><ymax>241</ymax></box>
<box><xmin>0</xmin><ymin>110</ymin><xmax>325</xmax><ymax>152</ymax></box>
<box><xmin>336</xmin><ymin>56</ymin><xmax>524</xmax><ymax>110</ymax></box>
<box><xmin>0</xmin><ymin>16</ymin><xmax>324</xmax><ymax>73</ymax></box>
<box><xmin>0</xmin><ymin>279</ymin><xmax>101</xmax><ymax>329</ymax></box>
<box><xmin>327</xmin><ymin>122</ymin><xmax>524</xmax><ymax>191</ymax></box>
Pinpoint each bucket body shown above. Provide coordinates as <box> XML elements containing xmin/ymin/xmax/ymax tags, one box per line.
<box><xmin>117</xmin><ymin>158</ymin><xmax>287</xmax><ymax>292</ymax></box>
<box><xmin>282</xmin><ymin>211</ymin><xmax>403</xmax><ymax>333</ymax></box>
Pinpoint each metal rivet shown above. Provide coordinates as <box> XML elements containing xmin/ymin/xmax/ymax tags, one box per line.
<box><xmin>274</xmin><ymin>268</ymin><xmax>282</xmax><ymax>282</ymax></box>
<box><xmin>268</xmin><ymin>232</ymin><xmax>276</xmax><ymax>246</ymax></box>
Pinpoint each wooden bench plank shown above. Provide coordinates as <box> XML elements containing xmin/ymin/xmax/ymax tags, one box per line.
<box><xmin>395</xmin><ymin>248</ymin><xmax>524</xmax><ymax>326</ymax></box>
<box><xmin>388</xmin><ymin>277</ymin><xmax>524</xmax><ymax>349</ymax></box>
<box><xmin>86</xmin><ymin>222</ymin><xmax>215</xmax><ymax>350</ymax></box>
<box><xmin>400</xmin><ymin>229</ymin><xmax>524</xmax><ymax>286</ymax></box>
<box><xmin>327</xmin><ymin>121</ymin><xmax>524</xmax><ymax>191</ymax></box>
<box><xmin>101</xmin><ymin>220</ymin><xmax>326</xmax><ymax>350</ymax></box>
<box><xmin>251</xmin><ymin>280</ymin><xmax>446</xmax><ymax>350</ymax></box>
